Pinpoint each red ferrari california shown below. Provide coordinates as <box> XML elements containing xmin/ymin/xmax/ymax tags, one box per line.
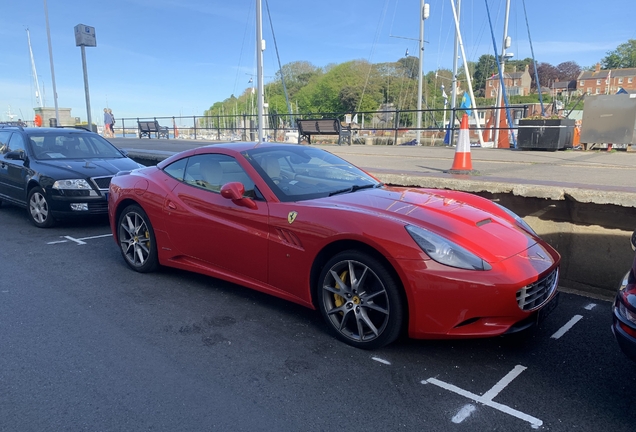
<box><xmin>108</xmin><ymin>143</ymin><xmax>560</xmax><ymax>349</ymax></box>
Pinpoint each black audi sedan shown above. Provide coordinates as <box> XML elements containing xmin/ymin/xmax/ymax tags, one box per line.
<box><xmin>0</xmin><ymin>126</ymin><xmax>143</xmax><ymax>227</ymax></box>
<box><xmin>612</xmin><ymin>230</ymin><xmax>636</xmax><ymax>362</ymax></box>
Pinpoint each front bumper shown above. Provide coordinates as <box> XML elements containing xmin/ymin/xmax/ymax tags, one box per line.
<box><xmin>397</xmin><ymin>242</ymin><xmax>560</xmax><ymax>339</ymax></box>
<box><xmin>48</xmin><ymin>193</ymin><xmax>108</xmax><ymax>218</ymax></box>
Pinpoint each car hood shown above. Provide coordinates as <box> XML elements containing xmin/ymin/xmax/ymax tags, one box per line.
<box><xmin>35</xmin><ymin>157</ymin><xmax>141</xmax><ymax>179</ymax></box>
<box><xmin>322</xmin><ymin>186</ymin><xmax>537</xmax><ymax>263</ymax></box>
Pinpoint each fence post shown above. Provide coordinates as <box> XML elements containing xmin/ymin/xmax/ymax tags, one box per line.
<box><xmin>217</xmin><ymin>115</ymin><xmax>221</xmax><ymax>140</ymax></box>
<box><xmin>122</xmin><ymin>118</ymin><xmax>126</xmax><ymax>138</ymax></box>
<box><xmin>393</xmin><ymin>109</ymin><xmax>400</xmax><ymax>145</ymax></box>
<box><xmin>193</xmin><ymin>116</ymin><xmax>197</xmax><ymax>140</ymax></box>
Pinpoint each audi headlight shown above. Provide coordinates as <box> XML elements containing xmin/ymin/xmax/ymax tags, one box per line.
<box><xmin>406</xmin><ymin>225</ymin><xmax>492</xmax><ymax>271</ymax></box>
<box><xmin>52</xmin><ymin>179</ymin><xmax>92</xmax><ymax>190</ymax></box>
<box><xmin>493</xmin><ymin>202</ymin><xmax>537</xmax><ymax>236</ymax></box>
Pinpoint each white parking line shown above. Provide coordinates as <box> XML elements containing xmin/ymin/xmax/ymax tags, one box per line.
<box><xmin>371</xmin><ymin>357</ymin><xmax>391</xmax><ymax>365</ymax></box>
<box><xmin>481</xmin><ymin>365</ymin><xmax>527</xmax><ymax>401</ymax></box>
<box><xmin>584</xmin><ymin>303</ymin><xmax>597</xmax><ymax>310</ymax></box>
<box><xmin>550</xmin><ymin>315</ymin><xmax>583</xmax><ymax>340</ymax></box>
<box><xmin>423</xmin><ymin>365</ymin><xmax>542</xmax><ymax>429</ymax></box>
<box><xmin>47</xmin><ymin>233</ymin><xmax>112</xmax><ymax>245</ymax></box>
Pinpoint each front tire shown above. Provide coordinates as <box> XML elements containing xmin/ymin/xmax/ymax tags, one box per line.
<box><xmin>117</xmin><ymin>204</ymin><xmax>158</xmax><ymax>273</ymax></box>
<box><xmin>317</xmin><ymin>250</ymin><xmax>404</xmax><ymax>349</ymax></box>
<box><xmin>28</xmin><ymin>187</ymin><xmax>55</xmax><ymax>228</ymax></box>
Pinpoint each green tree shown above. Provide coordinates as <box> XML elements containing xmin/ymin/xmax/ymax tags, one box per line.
<box><xmin>602</xmin><ymin>40</ymin><xmax>636</xmax><ymax>69</ymax></box>
<box><xmin>471</xmin><ymin>54</ymin><xmax>496</xmax><ymax>96</ymax></box>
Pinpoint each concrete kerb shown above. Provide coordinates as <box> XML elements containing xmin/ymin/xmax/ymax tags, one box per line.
<box><xmin>376</xmin><ymin>172</ymin><xmax>636</xmax><ymax>208</ymax></box>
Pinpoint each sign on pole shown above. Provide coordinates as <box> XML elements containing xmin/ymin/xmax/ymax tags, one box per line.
<box><xmin>74</xmin><ymin>24</ymin><xmax>96</xmax><ymax>47</ymax></box>
<box><xmin>74</xmin><ymin>24</ymin><xmax>96</xmax><ymax>131</ymax></box>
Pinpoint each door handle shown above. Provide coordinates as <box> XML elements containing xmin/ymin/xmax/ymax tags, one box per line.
<box><xmin>167</xmin><ymin>201</ymin><xmax>177</xmax><ymax>210</ymax></box>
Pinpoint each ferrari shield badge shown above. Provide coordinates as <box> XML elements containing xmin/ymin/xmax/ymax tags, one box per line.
<box><xmin>288</xmin><ymin>211</ymin><xmax>298</xmax><ymax>224</ymax></box>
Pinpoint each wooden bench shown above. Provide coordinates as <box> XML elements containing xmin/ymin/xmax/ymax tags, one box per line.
<box><xmin>296</xmin><ymin>118</ymin><xmax>351</xmax><ymax>145</ymax></box>
<box><xmin>138</xmin><ymin>120</ymin><xmax>169</xmax><ymax>139</ymax></box>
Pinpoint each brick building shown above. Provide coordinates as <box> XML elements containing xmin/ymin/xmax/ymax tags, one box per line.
<box><xmin>577</xmin><ymin>63</ymin><xmax>636</xmax><ymax>95</ymax></box>
<box><xmin>484</xmin><ymin>65</ymin><xmax>532</xmax><ymax>98</ymax></box>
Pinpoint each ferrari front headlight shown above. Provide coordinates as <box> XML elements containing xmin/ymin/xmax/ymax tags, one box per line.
<box><xmin>406</xmin><ymin>225</ymin><xmax>492</xmax><ymax>271</ymax></box>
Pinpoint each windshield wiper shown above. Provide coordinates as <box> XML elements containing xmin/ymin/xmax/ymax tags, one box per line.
<box><xmin>329</xmin><ymin>183</ymin><xmax>382</xmax><ymax>197</ymax></box>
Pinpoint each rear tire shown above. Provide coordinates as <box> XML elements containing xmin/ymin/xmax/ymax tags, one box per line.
<box><xmin>117</xmin><ymin>204</ymin><xmax>159</xmax><ymax>273</ymax></box>
<box><xmin>317</xmin><ymin>250</ymin><xmax>404</xmax><ymax>349</ymax></box>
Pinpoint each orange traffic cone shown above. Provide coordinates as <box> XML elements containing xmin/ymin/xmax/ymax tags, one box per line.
<box><xmin>448</xmin><ymin>114</ymin><xmax>474</xmax><ymax>174</ymax></box>
<box><xmin>497</xmin><ymin>110</ymin><xmax>510</xmax><ymax>149</ymax></box>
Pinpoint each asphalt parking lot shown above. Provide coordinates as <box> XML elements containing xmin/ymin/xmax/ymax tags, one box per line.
<box><xmin>1</xmin><ymin>205</ymin><xmax>635</xmax><ymax>432</ymax></box>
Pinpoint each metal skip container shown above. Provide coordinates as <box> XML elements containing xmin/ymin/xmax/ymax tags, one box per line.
<box><xmin>580</xmin><ymin>94</ymin><xmax>636</xmax><ymax>146</ymax></box>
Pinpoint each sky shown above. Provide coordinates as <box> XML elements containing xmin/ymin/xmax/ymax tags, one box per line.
<box><xmin>1</xmin><ymin>0</ymin><xmax>635</xmax><ymax>123</ymax></box>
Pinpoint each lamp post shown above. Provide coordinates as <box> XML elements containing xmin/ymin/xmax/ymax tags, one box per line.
<box><xmin>43</xmin><ymin>0</ymin><xmax>59</xmax><ymax>125</ymax></box>
<box><xmin>256</xmin><ymin>0</ymin><xmax>265</xmax><ymax>143</ymax></box>
<box><xmin>416</xmin><ymin>2</ymin><xmax>430</xmax><ymax>146</ymax></box>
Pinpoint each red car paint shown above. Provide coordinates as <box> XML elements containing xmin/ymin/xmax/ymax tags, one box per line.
<box><xmin>109</xmin><ymin>142</ymin><xmax>560</xmax><ymax>342</ymax></box>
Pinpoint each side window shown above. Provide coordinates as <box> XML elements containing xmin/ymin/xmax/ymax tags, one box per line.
<box><xmin>8</xmin><ymin>133</ymin><xmax>26</xmax><ymax>153</ymax></box>
<box><xmin>0</xmin><ymin>131</ymin><xmax>12</xmax><ymax>154</ymax></box>
<box><xmin>163</xmin><ymin>157</ymin><xmax>188</xmax><ymax>181</ymax></box>
<box><xmin>184</xmin><ymin>154</ymin><xmax>256</xmax><ymax>197</ymax></box>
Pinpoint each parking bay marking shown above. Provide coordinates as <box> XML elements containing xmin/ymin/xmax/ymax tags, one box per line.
<box><xmin>47</xmin><ymin>234</ymin><xmax>112</xmax><ymax>245</ymax></box>
<box><xmin>550</xmin><ymin>314</ymin><xmax>583</xmax><ymax>340</ymax></box>
<box><xmin>423</xmin><ymin>365</ymin><xmax>543</xmax><ymax>429</ymax></box>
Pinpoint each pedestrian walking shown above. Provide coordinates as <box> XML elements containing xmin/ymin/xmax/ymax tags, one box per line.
<box><xmin>103</xmin><ymin>108</ymin><xmax>113</xmax><ymax>138</ymax></box>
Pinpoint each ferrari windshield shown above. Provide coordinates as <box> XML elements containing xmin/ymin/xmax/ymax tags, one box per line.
<box><xmin>243</xmin><ymin>146</ymin><xmax>381</xmax><ymax>202</ymax></box>
<box><xmin>28</xmin><ymin>132</ymin><xmax>125</xmax><ymax>160</ymax></box>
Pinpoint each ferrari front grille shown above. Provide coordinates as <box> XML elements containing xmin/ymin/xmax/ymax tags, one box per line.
<box><xmin>516</xmin><ymin>267</ymin><xmax>559</xmax><ymax>311</ymax></box>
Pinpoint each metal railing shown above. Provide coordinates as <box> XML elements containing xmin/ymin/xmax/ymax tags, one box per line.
<box><xmin>111</xmin><ymin>104</ymin><xmax>532</xmax><ymax>146</ymax></box>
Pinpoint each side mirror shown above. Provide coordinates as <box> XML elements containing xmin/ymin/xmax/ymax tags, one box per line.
<box><xmin>220</xmin><ymin>182</ymin><xmax>257</xmax><ymax>210</ymax></box>
<box><xmin>631</xmin><ymin>230</ymin><xmax>636</xmax><ymax>252</ymax></box>
<box><xmin>5</xmin><ymin>150</ymin><xmax>26</xmax><ymax>161</ymax></box>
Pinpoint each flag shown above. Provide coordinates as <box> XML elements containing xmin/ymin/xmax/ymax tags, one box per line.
<box><xmin>460</xmin><ymin>91</ymin><xmax>472</xmax><ymax>116</ymax></box>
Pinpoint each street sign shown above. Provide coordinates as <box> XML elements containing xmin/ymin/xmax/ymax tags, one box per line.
<box><xmin>74</xmin><ymin>24</ymin><xmax>96</xmax><ymax>47</ymax></box>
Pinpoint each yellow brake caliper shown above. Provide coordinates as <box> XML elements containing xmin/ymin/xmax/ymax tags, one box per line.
<box><xmin>334</xmin><ymin>270</ymin><xmax>347</xmax><ymax>308</ymax></box>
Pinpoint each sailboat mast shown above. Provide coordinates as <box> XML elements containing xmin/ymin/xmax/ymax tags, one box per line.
<box><xmin>264</xmin><ymin>0</ymin><xmax>293</xmax><ymax>127</ymax></box>
<box><xmin>448</xmin><ymin>0</ymin><xmax>484</xmax><ymax>146</ymax></box>
<box><xmin>493</xmin><ymin>0</ymin><xmax>511</xmax><ymax>148</ymax></box>
<box><xmin>256</xmin><ymin>0</ymin><xmax>265</xmax><ymax>142</ymax></box>
<box><xmin>27</xmin><ymin>28</ymin><xmax>44</xmax><ymax>108</ymax></box>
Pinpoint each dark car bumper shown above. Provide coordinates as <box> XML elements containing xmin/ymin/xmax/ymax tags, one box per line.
<box><xmin>612</xmin><ymin>309</ymin><xmax>636</xmax><ymax>362</ymax></box>
<box><xmin>48</xmin><ymin>194</ymin><xmax>109</xmax><ymax>218</ymax></box>
<box><xmin>612</xmin><ymin>268</ymin><xmax>636</xmax><ymax>362</ymax></box>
